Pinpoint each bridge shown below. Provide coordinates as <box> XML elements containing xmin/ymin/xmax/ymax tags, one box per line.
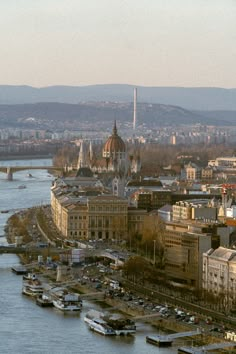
<box><xmin>0</xmin><ymin>165</ymin><xmax>64</xmax><ymax>180</ymax></box>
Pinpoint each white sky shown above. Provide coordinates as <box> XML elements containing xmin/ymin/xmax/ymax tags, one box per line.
<box><xmin>0</xmin><ymin>0</ymin><xmax>235</xmax><ymax>87</ymax></box>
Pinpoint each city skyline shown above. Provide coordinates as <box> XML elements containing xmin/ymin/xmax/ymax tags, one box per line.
<box><xmin>0</xmin><ymin>1</ymin><xmax>235</xmax><ymax>88</ymax></box>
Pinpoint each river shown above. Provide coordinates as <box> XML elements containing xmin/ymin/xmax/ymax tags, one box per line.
<box><xmin>0</xmin><ymin>158</ymin><xmax>187</xmax><ymax>354</ymax></box>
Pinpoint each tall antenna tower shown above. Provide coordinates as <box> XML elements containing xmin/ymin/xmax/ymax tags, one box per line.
<box><xmin>133</xmin><ymin>87</ymin><xmax>137</xmax><ymax>130</ymax></box>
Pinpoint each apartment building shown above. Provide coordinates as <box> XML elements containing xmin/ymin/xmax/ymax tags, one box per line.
<box><xmin>202</xmin><ymin>247</ymin><xmax>236</xmax><ymax>301</ymax></box>
<box><xmin>164</xmin><ymin>221</ymin><xmax>212</xmax><ymax>289</ymax></box>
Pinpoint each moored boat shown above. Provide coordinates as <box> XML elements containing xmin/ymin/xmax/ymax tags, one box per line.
<box><xmin>23</xmin><ymin>273</ymin><xmax>38</xmax><ymax>281</ymax></box>
<box><xmin>18</xmin><ymin>185</ymin><xmax>26</xmax><ymax>189</ymax></box>
<box><xmin>88</xmin><ymin>318</ymin><xmax>115</xmax><ymax>336</ymax></box>
<box><xmin>52</xmin><ymin>289</ymin><xmax>82</xmax><ymax>312</ymax></box>
<box><xmin>22</xmin><ymin>277</ymin><xmax>44</xmax><ymax>297</ymax></box>
<box><xmin>105</xmin><ymin>316</ymin><xmax>136</xmax><ymax>335</ymax></box>
<box><xmin>84</xmin><ymin>309</ymin><xmax>136</xmax><ymax>336</ymax></box>
<box><xmin>36</xmin><ymin>293</ymin><xmax>54</xmax><ymax>307</ymax></box>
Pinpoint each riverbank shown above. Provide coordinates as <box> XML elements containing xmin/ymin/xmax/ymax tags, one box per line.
<box><xmin>4</xmin><ymin>207</ymin><xmax>236</xmax><ymax>351</ymax></box>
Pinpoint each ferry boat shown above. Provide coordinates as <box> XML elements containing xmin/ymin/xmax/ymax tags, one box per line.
<box><xmin>36</xmin><ymin>293</ymin><xmax>54</xmax><ymax>307</ymax></box>
<box><xmin>84</xmin><ymin>309</ymin><xmax>136</xmax><ymax>336</ymax></box>
<box><xmin>23</xmin><ymin>273</ymin><xmax>38</xmax><ymax>281</ymax></box>
<box><xmin>84</xmin><ymin>311</ymin><xmax>115</xmax><ymax>335</ymax></box>
<box><xmin>52</xmin><ymin>289</ymin><xmax>82</xmax><ymax>312</ymax></box>
<box><xmin>22</xmin><ymin>278</ymin><xmax>44</xmax><ymax>297</ymax></box>
<box><xmin>105</xmin><ymin>316</ymin><xmax>136</xmax><ymax>335</ymax></box>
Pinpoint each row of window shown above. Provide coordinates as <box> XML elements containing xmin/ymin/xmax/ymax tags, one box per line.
<box><xmin>89</xmin><ymin>206</ymin><xmax>126</xmax><ymax>212</ymax></box>
<box><xmin>70</xmin><ymin>231</ymin><xmax>86</xmax><ymax>236</ymax></box>
<box><xmin>70</xmin><ymin>215</ymin><xmax>86</xmax><ymax>220</ymax></box>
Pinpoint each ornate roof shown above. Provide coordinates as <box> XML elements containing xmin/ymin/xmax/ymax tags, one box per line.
<box><xmin>103</xmin><ymin>121</ymin><xmax>126</xmax><ymax>154</ymax></box>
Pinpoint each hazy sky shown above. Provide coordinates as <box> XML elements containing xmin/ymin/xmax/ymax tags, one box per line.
<box><xmin>1</xmin><ymin>0</ymin><xmax>236</xmax><ymax>87</ymax></box>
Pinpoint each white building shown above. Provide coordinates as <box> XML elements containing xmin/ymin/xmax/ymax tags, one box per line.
<box><xmin>208</xmin><ymin>157</ymin><xmax>236</xmax><ymax>170</ymax></box>
<box><xmin>202</xmin><ymin>247</ymin><xmax>236</xmax><ymax>302</ymax></box>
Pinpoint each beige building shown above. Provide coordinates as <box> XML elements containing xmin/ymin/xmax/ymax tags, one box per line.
<box><xmin>185</xmin><ymin>162</ymin><xmax>201</xmax><ymax>181</ymax></box>
<box><xmin>201</xmin><ymin>167</ymin><xmax>213</xmax><ymax>180</ymax></box>
<box><xmin>202</xmin><ymin>247</ymin><xmax>236</xmax><ymax>301</ymax></box>
<box><xmin>87</xmin><ymin>195</ymin><xmax>128</xmax><ymax>241</ymax></box>
<box><xmin>51</xmin><ymin>189</ymin><xmax>128</xmax><ymax>242</ymax></box>
<box><xmin>164</xmin><ymin>221</ymin><xmax>212</xmax><ymax>289</ymax></box>
<box><xmin>173</xmin><ymin>199</ymin><xmax>218</xmax><ymax>222</ymax></box>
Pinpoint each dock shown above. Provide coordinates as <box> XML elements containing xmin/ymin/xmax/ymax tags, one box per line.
<box><xmin>178</xmin><ymin>341</ymin><xmax>236</xmax><ymax>353</ymax></box>
<box><xmin>146</xmin><ymin>329</ymin><xmax>201</xmax><ymax>347</ymax></box>
<box><xmin>11</xmin><ymin>265</ymin><xmax>27</xmax><ymax>275</ymax></box>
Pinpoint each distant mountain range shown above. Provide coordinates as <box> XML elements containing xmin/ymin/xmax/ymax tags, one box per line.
<box><xmin>0</xmin><ymin>84</ymin><xmax>236</xmax><ymax>110</ymax></box>
<box><xmin>0</xmin><ymin>101</ymin><xmax>235</xmax><ymax>130</ymax></box>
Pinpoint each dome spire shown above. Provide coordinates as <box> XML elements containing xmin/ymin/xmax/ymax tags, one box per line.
<box><xmin>113</xmin><ymin>120</ymin><xmax>117</xmax><ymax>136</ymax></box>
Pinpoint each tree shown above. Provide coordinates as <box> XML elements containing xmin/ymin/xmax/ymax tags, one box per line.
<box><xmin>142</xmin><ymin>216</ymin><xmax>165</xmax><ymax>268</ymax></box>
<box><xmin>123</xmin><ymin>256</ymin><xmax>152</xmax><ymax>284</ymax></box>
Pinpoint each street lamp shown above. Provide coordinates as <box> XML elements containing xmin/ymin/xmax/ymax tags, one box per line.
<box><xmin>153</xmin><ymin>239</ymin><xmax>156</xmax><ymax>265</ymax></box>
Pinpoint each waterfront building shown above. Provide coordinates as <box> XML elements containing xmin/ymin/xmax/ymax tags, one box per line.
<box><xmin>164</xmin><ymin>221</ymin><xmax>212</xmax><ymax>289</ymax></box>
<box><xmin>51</xmin><ymin>175</ymin><xmax>129</xmax><ymax>241</ymax></box>
<box><xmin>202</xmin><ymin>247</ymin><xmax>236</xmax><ymax>304</ymax></box>
<box><xmin>87</xmin><ymin>195</ymin><xmax>128</xmax><ymax>241</ymax></box>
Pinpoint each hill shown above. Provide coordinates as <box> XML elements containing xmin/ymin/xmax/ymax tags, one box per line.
<box><xmin>0</xmin><ymin>102</ymin><xmax>234</xmax><ymax>131</ymax></box>
<box><xmin>0</xmin><ymin>84</ymin><xmax>236</xmax><ymax>110</ymax></box>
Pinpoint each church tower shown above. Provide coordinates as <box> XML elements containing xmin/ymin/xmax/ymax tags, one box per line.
<box><xmin>77</xmin><ymin>140</ymin><xmax>86</xmax><ymax>169</ymax></box>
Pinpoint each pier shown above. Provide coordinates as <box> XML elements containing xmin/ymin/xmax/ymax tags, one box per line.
<box><xmin>178</xmin><ymin>341</ymin><xmax>236</xmax><ymax>353</ymax></box>
<box><xmin>146</xmin><ymin>329</ymin><xmax>202</xmax><ymax>347</ymax></box>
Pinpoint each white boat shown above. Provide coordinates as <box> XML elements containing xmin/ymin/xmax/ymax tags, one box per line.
<box><xmin>22</xmin><ymin>278</ymin><xmax>44</xmax><ymax>297</ymax></box>
<box><xmin>84</xmin><ymin>309</ymin><xmax>104</xmax><ymax>326</ymax></box>
<box><xmin>84</xmin><ymin>309</ymin><xmax>136</xmax><ymax>336</ymax></box>
<box><xmin>84</xmin><ymin>311</ymin><xmax>115</xmax><ymax>335</ymax></box>
<box><xmin>23</xmin><ymin>273</ymin><xmax>38</xmax><ymax>281</ymax></box>
<box><xmin>36</xmin><ymin>293</ymin><xmax>54</xmax><ymax>307</ymax></box>
<box><xmin>52</xmin><ymin>290</ymin><xmax>82</xmax><ymax>312</ymax></box>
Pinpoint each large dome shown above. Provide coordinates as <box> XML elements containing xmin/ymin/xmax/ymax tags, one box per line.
<box><xmin>103</xmin><ymin>121</ymin><xmax>126</xmax><ymax>158</ymax></box>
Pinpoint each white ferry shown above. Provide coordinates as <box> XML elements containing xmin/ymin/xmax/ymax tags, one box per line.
<box><xmin>22</xmin><ymin>278</ymin><xmax>44</xmax><ymax>297</ymax></box>
<box><xmin>52</xmin><ymin>290</ymin><xmax>82</xmax><ymax>312</ymax></box>
<box><xmin>84</xmin><ymin>311</ymin><xmax>115</xmax><ymax>336</ymax></box>
<box><xmin>84</xmin><ymin>309</ymin><xmax>136</xmax><ymax>336</ymax></box>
